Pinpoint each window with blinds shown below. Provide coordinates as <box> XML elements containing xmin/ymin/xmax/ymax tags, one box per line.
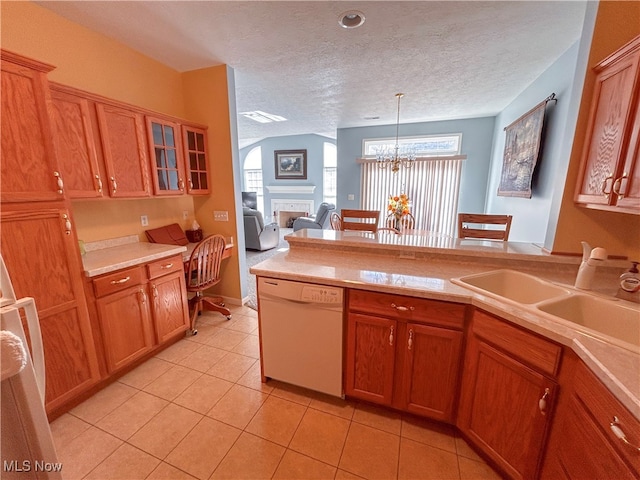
<box><xmin>360</xmin><ymin>134</ymin><xmax>464</xmax><ymax>236</ymax></box>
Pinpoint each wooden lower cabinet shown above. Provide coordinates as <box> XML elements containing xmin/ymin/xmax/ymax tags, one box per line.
<box><xmin>0</xmin><ymin>203</ymin><xmax>100</xmax><ymax>413</ymax></box>
<box><xmin>458</xmin><ymin>310</ymin><xmax>560</xmax><ymax>480</ymax></box>
<box><xmin>345</xmin><ymin>313</ymin><xmax>396</xmax><ymax>405</ymax></box>
<box><xmin>147</xmin><ymin>255</ymin><xmax>190</xmax><ymax>344</ymax></box>
<box><xmin>541</xmin><ymin>351</ymin><xmax>640</xmax><ymax>479</ymax></box>
<box><xmin>94</xmin><ymin>266</ymin><xmax>154</xmax><ymax>373</ymax></box>
<box><xmin>90</xmin><ymin>256</ymin><xmax>189</xmax><ymax>374</ymax></box>
<box><xmin>401</xmin><ymin>322</ymin><xmax>463</xmax><ymax>421</ymax></box>
<box><xmin>345</xmin><ymin>290</ymin><xmax>466</xmax><ymax>423</ymax></box>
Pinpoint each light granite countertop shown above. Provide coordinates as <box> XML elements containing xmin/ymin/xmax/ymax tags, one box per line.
<box><xmin>250</xmin><ymin>229</ymin><xmax>640</xmax><ymax>419</ymax></box>
<box><xmin>81</xmin><ymin>235</ymin><xmax>187</xmax><ymax>277</ymax></box>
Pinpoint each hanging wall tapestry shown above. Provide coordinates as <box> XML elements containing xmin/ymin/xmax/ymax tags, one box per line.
<box><xmin>498</xmin><ymin>93</ymin><xmax>556</xmax><ymax>198</ymax></box>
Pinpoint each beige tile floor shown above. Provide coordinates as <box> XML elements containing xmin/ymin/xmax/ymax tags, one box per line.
<box><xmin>50</xmin><ymin>305</ymin><xmax>503</xmax><ymax>480</ymax></box>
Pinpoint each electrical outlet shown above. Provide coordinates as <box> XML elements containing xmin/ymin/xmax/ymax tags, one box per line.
<box><xmin>140</xmin><ymin>215</ymin><xmax>149</xmax><ymax>226</ymax></box>
<box><xmin>182</xmin><ymin>211</ymin><xmax>189</xmax><ymax>220</ymax></box>
<box><xmin>348</xmin><ymin>194</ymin><xmax>355</xmax><ymax>201</ymax></box>
<box><xmin>213</xmin><ymin>211</ymin><xmax>229</xmax><ymax>221</ymax></box>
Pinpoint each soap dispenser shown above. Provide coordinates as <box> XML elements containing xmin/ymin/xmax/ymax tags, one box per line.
<box><xmin>574</xmin><ymin>241</ymin><xmax>608</xmax><ymax>290</ymax></box>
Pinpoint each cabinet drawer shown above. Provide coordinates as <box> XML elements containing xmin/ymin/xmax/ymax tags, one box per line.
<box><xmin>147</xmin><ymin>255</ymin><xmax>184</xmax><ymax>279</ymax></box>
<box><xmin>93</xmin><ymin>266</ymin><xmax>145</xmax><ymax>298</ymax></box>
<box><xmin>573</xmin><ymin>361</ymin><xmax>640</xmax><ymax>473</ymax></box>
<box><xmin>348</xmin><ymin>290</ymin><xmax>466</xmax><ymax>329</ymax></box>
<box><xmin>472</xmin><ymin>310</ymin><xmax>561</xmax><ymax>377</ymax></box>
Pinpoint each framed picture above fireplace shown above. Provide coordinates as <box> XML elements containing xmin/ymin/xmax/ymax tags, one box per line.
<box><xmin>274</xmin><ymin>150</ymin><xmax>307</xmax><ymax>179</ymax></box>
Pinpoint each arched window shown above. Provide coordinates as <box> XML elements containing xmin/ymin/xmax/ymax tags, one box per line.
<box><xmin>323</xmin><ymin>142</ymin><xmax>337</xmax><ymax>206</ymax></box>
<box><xmin>243</xmin><ymin>146</ymin><xmax>264</xmax><ymax>213</ymax></box>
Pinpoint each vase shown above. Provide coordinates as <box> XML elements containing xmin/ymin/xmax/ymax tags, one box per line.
<box><xmin>393</xmin><ymin>215</ymin><xmax>403</xmax><ymax>232</ymax></box>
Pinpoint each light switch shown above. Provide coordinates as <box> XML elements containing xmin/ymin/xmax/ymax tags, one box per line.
<box><xmin>347</xmin><ymin>194</ymin><xmax>355</xmax><ymax>201</ymax></box>
<box><xmin>213</xmin><ymin>211</ymin><xmax>229</xmax><ymax>221</ymax></box>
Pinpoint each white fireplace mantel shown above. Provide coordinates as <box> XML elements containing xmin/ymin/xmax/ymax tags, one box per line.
<box><xmin>266</xmin><ymin>185</ymin><xmax>316</xmax><ymax>194</ymax></box>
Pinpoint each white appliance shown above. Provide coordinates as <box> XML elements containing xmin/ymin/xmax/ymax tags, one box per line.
<box><xmin>258</xmin><ymin>277</ymin><xmax>344</xmax><ymax>397</ymax></box>
<box><xmin>1</xmin><ymin>255</ymin><xmax>61</xmax><ymax>479</ymax></box>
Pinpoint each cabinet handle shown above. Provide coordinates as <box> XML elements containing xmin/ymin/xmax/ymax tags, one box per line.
<box><xmin>151</xmin><ymin>284</ymin><xmax>158</xmax><ymax>298</ymax></box>
<box><xmin>110</xmin><ymin>176</ymin><xmax>117</xmax><ymax>194</ymax></box>
<box><xmin>601</xmin><ymin>174</ymin><xmax>614</xmax><ymax>198</ymax></box>
<box><xmin>613</xmin><ymin>172</ymin><xmax>628</xmax><ymax>200</ymax></box>
<box><xmin>188</xmin><ymin>179</ymin><xmax>194</xmax><ymax>190</ymax></box>
<box><xmin>391</xmin><ymin>303</ymin><xmax>415</xmax><ymax>312</ymax></box>
<box><xmin>610</xmin><ymin>416</ymin><xmax>640</xmax><ymax>452</ymax></box>
<box><xmin>139</xmin><ymin>288</ymin><xmax>147</xmax><ymax>304</ymax></box>
<box><xmin>53</xmin><ymin>171</ymin><xmax>64</xmax><ymax>195</ymax></box>
<box><xmin>62</xmin><ymin>214</ymin><xmax>72</xmax><ymax>235</ymax></box>
<box><xmin>110</xmin><ymin>276</ymin><xmax>131</xmax><ymax>285</ymax></box>
<box><xmin>160</xmin><ymin>263</ymin><xmax>174</xmax><ymax>269</ymax></box>
<box><xmin>179</xmin><ymin>178</ymin><xmax>185</xmax><ymax>191</ymax></box>
<box><xmin>538</xmin><ymin>388</ymin><xmax>550</xmax><ymax>415</ymax></box>
<box><xmin>389</xmin><ymin>326</ymin><xmax>394</xmax><ymax>346</ymax></box>
<box><xmin>408</xmin><ymin>328</ymin><xmax>413</xmax><ymax>350</ymax></box>
<box><xmin>95</xmin><ymin>174</ymin><xmax>103</xmax><ymax>193</ymax></box>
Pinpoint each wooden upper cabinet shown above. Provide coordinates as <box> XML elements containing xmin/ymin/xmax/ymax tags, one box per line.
<box><xmin>1</xmin><ymin>50</ymin><xmax>64</xmax><ymax>203</ymax></box>
<box><xmin>49</xmin><ymin>85</ymin><xmax>103</xmax><ymax>198</ymax></box>
<box><xmin>616</xmin><ymin>91</ymin><xmax>640</xmax><ymax>210</ymax></box>
<box><xmin>182</xmin><ymin>125</ymin><xmax>210</xmax><ymax>194</ymax></box>
<box><xmin>146</xmin><ymin>116</ymin><xmax>185</xmax><ymax>195</ymax></box>
<box><xmin>96</xmin><ymin>103</ymin><xmax>151</xmax><ymax>198</ymax></box>
<box><xmin>575</xmin><ymin>35</ymin><xmax>640</xmax><ymax>213</ymax></box>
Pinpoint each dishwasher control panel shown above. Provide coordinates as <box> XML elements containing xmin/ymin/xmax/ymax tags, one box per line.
<box><xmin>301</xmin><ymin>286</ymin><xmax>342</xmax><ymax>304</ymax></box>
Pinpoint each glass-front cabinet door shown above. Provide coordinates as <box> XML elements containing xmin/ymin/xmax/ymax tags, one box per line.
<box><xmin>182</xmin><ymin>125</ymin><xmax>210</xmax><ymax>195</ymax></box>
<box><xmin>146</xmin><ymin>116</ymin><xmax>185</xmax><ymax>195</ymax></box>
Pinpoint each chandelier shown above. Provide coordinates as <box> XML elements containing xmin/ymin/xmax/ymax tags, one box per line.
<box><xmin>376</xmin><ymin>93</ymin><xmax>416</xmax><ymax>173</ymax></box>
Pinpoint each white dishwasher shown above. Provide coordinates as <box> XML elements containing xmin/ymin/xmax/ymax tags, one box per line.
<box><xmin>258</xmin><ymin>277</ymin><xmax>344</xmax><ymax>397</ymax></box>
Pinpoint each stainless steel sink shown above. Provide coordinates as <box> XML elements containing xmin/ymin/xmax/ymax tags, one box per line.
<box><xmin>452</xmin><ymin>269</ymin><xmax>572</xmax><ymax>304</ymax></box>
<box><xmin>536</xmin><ymin>294</ymin><xmax>640</xmax><ymax>349</ymax></box>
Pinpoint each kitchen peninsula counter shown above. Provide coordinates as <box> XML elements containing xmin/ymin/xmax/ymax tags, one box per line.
<box><xmin>250</xmin><ymin>229</ymin><xmax>640</xmax><ymax>419</ymax></box>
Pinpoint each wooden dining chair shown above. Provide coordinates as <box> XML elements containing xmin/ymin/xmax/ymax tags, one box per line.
<box><xmin>341</xmin><ymin>209</ymin><xmax>380</xmax><ymax>233</ymax></box>
<box><xmin>185</xmin><ymin>234</ymin><xmax>231</xmax><ymax>334</ymax></box>
<box><xmin>457</xmin><ymin>213</ymin><xmax>513</xmax><ymax>241</ymax></box>
<box><xmin>330</xmin><ymin>212</ymin><xmax>343</xmax><ymax>230</ymax></box>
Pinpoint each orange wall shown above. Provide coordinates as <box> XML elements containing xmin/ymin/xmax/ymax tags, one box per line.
<box><xmin>1</xmin><ymin>1</ymin><xmax>241</xmax><ymax>300</ymax></box>
<box><xmin>183</xmin><ymin>65</ymin><xmax>241</xmax><ymax>299</ymax></box>
<box><xmin>553</xmin><ymin>1</ymin><xmax>640</xmax><ymax>259</ymax></box>
<box><xmin>0</xmin><ymin>1</ymin><xmax>184</xmax><ymax>115</ymax></box>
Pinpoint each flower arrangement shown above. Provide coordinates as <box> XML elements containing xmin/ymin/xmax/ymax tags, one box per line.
<box><xmin>388</xmin><ymin>194</ymin><xmax>410</xmax><ymax>229</ymax></box>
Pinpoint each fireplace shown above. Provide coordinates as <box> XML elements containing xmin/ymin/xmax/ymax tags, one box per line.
<box><xmin>279</xmin><ymin>211</ymin><xmax>307</xmax><ymax>228</ymax></box>
<box><xmin>271</xmin><ymin>199</ymin><xmax>315</xmax><ymax>228</ymax></box>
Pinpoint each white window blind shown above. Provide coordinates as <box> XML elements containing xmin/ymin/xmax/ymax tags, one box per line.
<box><xmin>360</xmin><ymin>157</ymin><xmax>464</xmax><ymax>236</ymax></box>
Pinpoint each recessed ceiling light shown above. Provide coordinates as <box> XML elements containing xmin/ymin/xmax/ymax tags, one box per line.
<box><xmin>240</xmin><ymin>111</ymin><xmax>287</xmax><ymax>123</ymax></box>
<box><xmin>338</xmin><ymin>10</ymin><xmax>365</xmax><ymax>29</ymax></box>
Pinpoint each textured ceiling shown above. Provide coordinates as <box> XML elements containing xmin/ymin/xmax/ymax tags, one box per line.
<box><xmin>37</xmin><ymin>1</ymin><xmax>587</xmax><ymax>148</ymax></box>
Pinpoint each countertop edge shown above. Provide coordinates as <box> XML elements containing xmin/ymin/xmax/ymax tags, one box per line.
<box><xmin>250</xmin><ymin>251</ymin><xmax>640</xmax><ymax>420</ymax></box>
<box><xmin>82</xmin><ymin>243</ymin><xmax>187</xmax><ymax>277</ymax></box>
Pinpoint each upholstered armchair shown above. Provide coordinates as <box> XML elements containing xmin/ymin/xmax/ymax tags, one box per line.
<box><xmin>243</xmin><ymin>207</ymin><xmax>280</xmax><ymax>251</ymax></box>
<box><xmin>292</xmin><ymin>203</ymin><xmax>336</xmax><ymax>232</ymax></box>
